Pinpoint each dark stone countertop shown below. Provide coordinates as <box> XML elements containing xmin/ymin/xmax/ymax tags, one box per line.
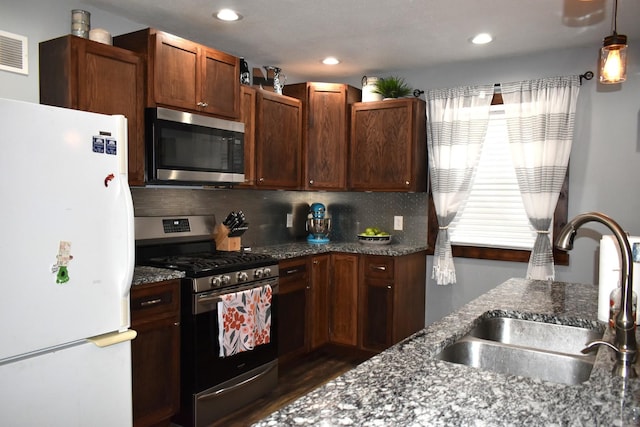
<box><xmin>132</xmin><ymin>242</ymin><xmax>426</xmax><ymax>286</ymax></box>
<box><xmin>132</xmin><ymin>265</ymin><xmax>185</xmax><ymax>286</ymax></box>
<box><xmin>253</xmin><ymin>278</ymin><xmax>640</xmax><ymax>426</ymax></box>
<box><xmin>251</xmin><ymin>241</ymin><xmax>428</xmax><ymax>260</ymax></box>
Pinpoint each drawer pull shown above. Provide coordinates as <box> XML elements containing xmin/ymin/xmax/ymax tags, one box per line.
<box><xmin>370</xmin><ymin>265</ymin><xmax>387</xmax><ymax>271</ymax></box>
<box><xmin>140</xmin><ymin>298</ymin><xmax>162</xmax><ymax>307</ymax></box>
<box><xmin>286</xmin><ymin>268</ymin><xmax>300</xmax><ymax>275</ymax></box>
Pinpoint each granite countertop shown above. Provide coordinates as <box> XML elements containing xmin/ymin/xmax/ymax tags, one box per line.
<box><xmin>251</xmin><ymin>241</ymin><xmax>428</xmax><ymax>260</ymax></box>
<box><xmin>253</xmin><ymin>278</ymin><xmax>640</xmax><ymax>426</ymax></box>
<box><xmin>132</xmin><ymin>265</ymin><xmax>185</xmax><ymax>285</ymax></box>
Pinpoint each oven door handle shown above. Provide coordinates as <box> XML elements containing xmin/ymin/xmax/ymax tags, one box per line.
<box><xmin>198</xmin><ymin>282</ymin><xmax>279</xmax><ymax>302</ymax></box>
<box><xmin>194</xmin><ymin>281</ymin><xmax>279</xmax><ymax>314</ymax></box>
<box><xmin>198</xmin><ymin>294</ymin><xmax>223</xmax><ymax>305</ymax></box>
<box><xmin>204</xmin><ymin>360</ymin><xmax>278</xmax><ymax>399</ymax></box>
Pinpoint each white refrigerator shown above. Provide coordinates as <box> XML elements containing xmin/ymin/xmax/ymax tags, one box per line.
<box><xmin>0</xmin><ymin>98</ymin><xmax>136</xmax><ymax>426</ymax></box>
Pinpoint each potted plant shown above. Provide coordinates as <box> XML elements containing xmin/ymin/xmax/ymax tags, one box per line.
<box><xmin>372</xmin><ymin>76</ymin><xmax>412</xmax><ymax>99</ymax></box>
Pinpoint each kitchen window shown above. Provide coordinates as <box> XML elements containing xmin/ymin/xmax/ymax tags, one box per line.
<box><xmin>426</xmin><ymin>91</ymin><xmax>569</xmax><ymax>265</ymax></box>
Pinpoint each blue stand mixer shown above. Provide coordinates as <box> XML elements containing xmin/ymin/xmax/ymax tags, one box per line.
<box><xmin>306</xmin><ymin>203</ymin><xmax>331</xmax><ymax>244</ymax></box>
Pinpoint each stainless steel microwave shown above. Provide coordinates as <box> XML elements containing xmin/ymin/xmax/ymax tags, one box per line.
<box><xmin>145</xmin><ymin>107</ymin><xmax>245</xmax><ymax>185</ymax></box>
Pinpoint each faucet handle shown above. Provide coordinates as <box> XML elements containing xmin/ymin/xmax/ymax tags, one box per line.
<box><xmin>582</xmin><ymin>340</ymin><xmax>637</xmax><ymax>378</ymax></box>
<box><xmin>581</xmin><ymin>340</ymin><xmax>618</xmax><ymax>354</ymax></box>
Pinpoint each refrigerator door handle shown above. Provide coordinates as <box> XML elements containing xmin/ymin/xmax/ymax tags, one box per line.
<box><xmin>87</xmin><ymin>329</ymin><xmax>137</xmax><ymax>348</ymax></box>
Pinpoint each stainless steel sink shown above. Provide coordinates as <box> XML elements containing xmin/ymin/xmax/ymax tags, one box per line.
<box><xmin>435</xmin><ymin>317</ymin><xmax>605</xmax><ymax>385</ymax></box>
<box><xmin>467</xmin><ymin>317</ymin><xmax>603</xmax><ymax>356</ymax></box>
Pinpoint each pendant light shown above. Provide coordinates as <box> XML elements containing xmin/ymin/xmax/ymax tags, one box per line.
<box><xmin>599</xmin><ymin>0</ymin><xmax>627</xmax><ymax>84</ymax></box>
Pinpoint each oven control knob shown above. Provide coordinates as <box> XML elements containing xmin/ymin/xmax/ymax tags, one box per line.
<box><xmin>254</xmin><ymin>268</ymin><xmax>264</xmax><ymax>279</ymax></box>
<box><xmin>221</xmin><ymin>275</ymin><xmax>231</xmax><ymax>285</ymax></box>
<box><xmin>211</xmin><ymin>276</ymin><xmax>222</xmax><ymax>287</ymax></box>
<box><xmin>237</xmin><ymin>271</ymin><xmax>249</xmax><ymax>282</ymax></box>
<box><xmin>263</xmin><ymin>267</ymin><xmax>272</xmax><ymax>277</ymax></box>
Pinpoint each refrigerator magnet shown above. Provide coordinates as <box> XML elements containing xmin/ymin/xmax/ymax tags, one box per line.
<box><xmin>105</xmin><ymin>137</ymin><xmax>117</xmax><ymax>155</ymax></box>
<box><xmin>53</xmin><ymin>241</ymin><xmax>73</xmax><ymax>284</ymax></box>
<box><xmin>92</xmin><ymin>136</ymin><xmax>105</xmax><ymax>153</ymax></box>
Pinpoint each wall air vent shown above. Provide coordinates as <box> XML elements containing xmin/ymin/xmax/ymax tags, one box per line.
<box><xmin>0</xmin><ymin>30</ymin><xmax>28</xmax><ymax>75</ymax></box>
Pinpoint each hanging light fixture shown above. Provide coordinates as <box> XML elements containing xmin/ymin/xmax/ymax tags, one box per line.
<box><xmin>599</xmin><ymin>0</ymin><xmax>627</xmax><ymax>84</ymax></box>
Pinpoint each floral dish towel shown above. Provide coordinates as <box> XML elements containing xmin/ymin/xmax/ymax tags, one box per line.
<box><xmin>217</xmin><ymin>284</ymin><xmax>272</xmax><ymax>357</ymax></box>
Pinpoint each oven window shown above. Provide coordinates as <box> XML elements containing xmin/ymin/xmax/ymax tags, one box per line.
<box><xmin>181</xmin><ymin>293</ymin><xmax>278</xmax><ymax>392</ymax></box>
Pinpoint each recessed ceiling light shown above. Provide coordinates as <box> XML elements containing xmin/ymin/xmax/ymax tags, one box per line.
<box><xmin>215</xmin><ymin>9</ymin><xmax>242</xmax><ymax>21</ymax></box>
<box><xmin>322</xmin><ymin>57</ymin><xmax>340</xmax><ymax>65</ymax></box>
<box><xmin>471</xmin><ymin>33</ymin><xmax>493</xmax><ymax>45</ymax></box>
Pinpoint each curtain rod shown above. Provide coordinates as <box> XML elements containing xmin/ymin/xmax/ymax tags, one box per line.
<box><xmin>492</xmin><ymin>71</ymin><xmax>594</xmax><ymax>88</ymax></box>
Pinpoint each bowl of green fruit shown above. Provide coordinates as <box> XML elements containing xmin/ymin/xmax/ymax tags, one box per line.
<box><xmin>357</xmin><ymin>227</ymin><xmax>392</xmax><ymax>245</ymax></box>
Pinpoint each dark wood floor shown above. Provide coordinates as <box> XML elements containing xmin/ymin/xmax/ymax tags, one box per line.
<box><xmin>210</xmin><ymin>350</ymin><xmax>369</xmax><ymax>427</ymax></box>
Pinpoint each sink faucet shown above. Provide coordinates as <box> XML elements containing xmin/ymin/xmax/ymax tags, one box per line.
<box><xmin>556</xmin><ymin>212</ymin><xmax>637</xmax><ymax>378</ymax></box>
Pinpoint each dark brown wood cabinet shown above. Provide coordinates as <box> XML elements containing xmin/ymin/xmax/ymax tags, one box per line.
<box><xmin>284</xmin><ymin>83</ymin><xmax>361</xmax><ymax>190</ymax></box>
<box><xmin>309</xmin><ymin>254</ymin><xmax>331</xmax><ymax>349</ymax></box>
<box><xmin>349</xmin><ymin>98</ymin><xmax>427</xmax><ymax>192</ymax></box>
<box><xmin>130</xmin><ymin>280</ymin><xmax>181</xmax><ymax>427</ymax></box>
<box><xmin>237</xmin><ymin>85</ymin><xmax>257</xmax><ymax>187</ymax></box>
<box><xmin>39</xmin><ymin>35</ymin><xmax>146</xmax><ymax>186</ymax></box>
<box><xmin>278</xmin><ymin>251</ymin><xmax>425</xmax><ymax>362</ymax></box>
<box><xmin>113</xmin><ymin>28</ymin><xmax>240</xmax><ymax>119</ymax></box>
<box><xmin>277</xmin><ymin>257</ymin><xmax>310</xmax><ymax>363</ymax></box>
<box><xmin>359</xmin><ymin>252</ymin><xmax>426</xmax><ymax>352</ymax></box>
<box><xmin>255</xmin><ymin>89</ymin><xmax>302</xmax><ymax>189</ymax></box>
<box><xmin>329</xmin><ymin>253</ymin><xmax>359</xmax><ymax>347</ymax></box>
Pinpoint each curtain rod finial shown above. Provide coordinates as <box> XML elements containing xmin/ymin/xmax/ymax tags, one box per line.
<box><xmin>580</xmin><ymin>71</ymin><xmax>594</xmax><ymax>85</ymax></box>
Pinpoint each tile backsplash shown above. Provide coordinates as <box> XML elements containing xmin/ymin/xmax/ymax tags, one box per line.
<box><xmin>132</xmin><ymin>187</ymin><xmax>429</xmax><ymax>247</ymax></box>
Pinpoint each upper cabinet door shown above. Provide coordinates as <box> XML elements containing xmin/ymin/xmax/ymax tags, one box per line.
<box><xmin>284</xmin><ymin>82</ymin><xmax>361</xmax><ymax>191</ymax></box>
<box><xmin>200</xmin><ymin>46</ymin><xmax>240</xmax><ymax>118</ymax></box>
<box><xmin>114</xmin><ymin>28</ymin><xmax>240</xmax><ymax>119</ymax></box>
<box><xmin>151</xmin><ymin>32</ymin><xmax>199</xmax><ymax>111</ymax></box>
<box><xmin>349</xmin><ymin>98</ymin><xmax>427</xmax><ymax>192</ymax></box>
<box><xmin>39</xmin><ymin>35</ymin><xmax>145</xmax><ymax>186</ymax></box>
<box><xmin>255</xmin><ymin>90</ymin><xmax>302</xmax><ymax>190</ymax></box>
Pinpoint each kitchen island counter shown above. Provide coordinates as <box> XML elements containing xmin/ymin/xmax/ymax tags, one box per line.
<box><xmin>252</xmin><ymin>241</ymin><xmax>427</xmax><ymax>259</ymax></box>
<box><xmin>253</xmin><ymin>278</ymin><xmax>640</xmax><ymax>426</ymax></box>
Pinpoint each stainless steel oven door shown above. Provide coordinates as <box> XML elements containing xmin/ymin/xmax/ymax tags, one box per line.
<box><xmin>194</xmin><ymin>359</ymin><xmax>277</xmax><ymax>427</ymax></box>
<box><xmin>176</xmin><ymin>278</ymin><xmax>279</xmax><ymax>426</ymax></box>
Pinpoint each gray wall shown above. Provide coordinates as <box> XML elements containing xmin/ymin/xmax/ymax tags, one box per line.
<box><xmin>2</xmin><ymin>0</ymin><xmax>639</xmax><ymax>326</ymax></box>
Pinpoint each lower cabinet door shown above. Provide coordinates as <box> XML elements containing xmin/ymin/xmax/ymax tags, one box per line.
<box><xmin>360</xmin><ymin>278</ymin><xmax>394</xmax><ymax>352</ymax></box>
<box><xmin>131</xmin><ymin>317</ymin><xmax>180</xmax><ymax>427</ymax></box>
<box><xmin>330</xmin><ymin>253</ymin><xmax>359</xmax><ymax>347</ymax></box>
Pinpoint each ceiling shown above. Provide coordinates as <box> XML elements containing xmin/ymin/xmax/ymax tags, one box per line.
<box><xmin>84</xmin><ymin>0</ymin><xmax>639</xmax><ymax>82</ymax></box>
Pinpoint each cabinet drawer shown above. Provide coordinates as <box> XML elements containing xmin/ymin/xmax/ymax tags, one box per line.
<box><xmin>279</xmin><ymin>258</ymin><xmax>308</xmax><ymax>283</ymax></box>
<box><xmin>131</xmin><ymin>279</ymin><xmax>180</xmax><ymax>325</ymax></box>
<box><xmin>362</xmin><ymin>255</ymin><xmax>394</xmax><ymax>280</ymax></box>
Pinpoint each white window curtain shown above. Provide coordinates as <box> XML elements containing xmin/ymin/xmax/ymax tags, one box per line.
<box><xmin>501</xmin><ymin>75</ymin><xmax>581</xmax><ymax>280</ymax></box>
<box><xmin>426</xmin><ymin>85</ymin><xmax>494</xmax><ymax>285</ymax></box>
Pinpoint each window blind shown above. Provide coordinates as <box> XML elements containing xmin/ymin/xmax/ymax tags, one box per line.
<box><xmin>449</xmin><ymin>105</ymin><xmax>539</xmax><ymax>250</ymax></box>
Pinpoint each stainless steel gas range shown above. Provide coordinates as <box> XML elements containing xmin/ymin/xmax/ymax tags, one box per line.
<box><xmin>135</xmin><ymin>215</ymin><xmax>279</xmax><ymax>427</ymax></box>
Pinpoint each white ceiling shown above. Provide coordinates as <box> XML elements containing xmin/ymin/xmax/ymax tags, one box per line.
<box><xmin>84</xmin><ymin>0</ymin><xmax>639</xmax><ymax>81</ymax></box>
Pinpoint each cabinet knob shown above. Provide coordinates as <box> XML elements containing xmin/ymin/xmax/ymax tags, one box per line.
<box><xmin>387</xmin><ymin>285</ymin><xmax>392</xmax><ymax>289</ymax></box>
<box><xmin>309</xmin><ymin>179</ymin><xmax>314</xmax><ymax>185</ymax></box>
<box><xmin>259</xmin><ymin>177</ymin><xmax>264</xmax><ymax>183</ymax></box>
<box><xmin>405</xmin><ymin>180</ymin><xmax>410</xmax><ymax>185</ymax></box>
<box><xmin>197</xmin><ymin>101</ymin><xmax>209</xmax><ymax>107</ymax></box>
